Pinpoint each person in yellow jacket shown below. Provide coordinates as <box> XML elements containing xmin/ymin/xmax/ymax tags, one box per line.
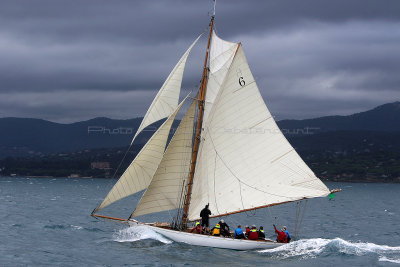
<box><xmin>211</xmin><ymin>223</ymin><xmax>221</xmax><ymax>236</ymax></box>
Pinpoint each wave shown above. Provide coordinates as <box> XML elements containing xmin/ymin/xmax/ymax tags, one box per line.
<box><xmin>112</xmin><ymin>225</ymin><xmax>172</xmax><ymax>244</ymax></box>
<box><xmin>43</xmin><ymin>224</ymin><xmax>103</xmax><ymax>232</ymax></box>
<box><xmin>379</xmin><ymin>256</ymin><xmax>400</xmax><ymax>264</ymax></box>
<box><xmin>259</xmin><ymin>238</ymin><xmax>400</xmax><ymax>262</ymax></box>
<box><xmin>44</xmin><ymin>224</ymin><xmax>67</xmax><ymax>230</ymax></box>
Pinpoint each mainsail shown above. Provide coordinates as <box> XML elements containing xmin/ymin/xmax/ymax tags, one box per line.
<box><xmin>188</xmin><ymin>45</ymin><xmax>330</xmax><ymax>221</ymax></box>
<box><xmin>95</xmin><ymin>96</ymin><xmax>189</xmax><ymax>212</ymax></box>
<box><xmin>131</xmin><ymin>34</ymin><xmax>202</xmax><ymax>145</ymax></box>
<box><xmin>131</xmin><ymin>98</ymin><xmax>197</xmax><ymax>217</ymax></box>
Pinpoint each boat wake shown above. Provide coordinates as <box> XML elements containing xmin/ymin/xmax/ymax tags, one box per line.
<box><xmin>259</xmin><ymin>238</ymin><xmax>400</xmax><ymax>263</ymax></box>
<box><xmin>112</xmin><ymin>226</ymin><xmax>172</xmax><ymax>244</ymax></box>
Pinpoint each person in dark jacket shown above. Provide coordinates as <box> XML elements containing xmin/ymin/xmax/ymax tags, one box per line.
<box><xmin>219</xmin><ymin>219</ymin><xmax>230</xmax><ymax>237</ymax></box>
<box><xmin>234</xmin><ymin>225</ymin><xmax>245</xmax><ymax>239</ymax></box>
<box><xmin>248</xmin><ymin>225</ymin><xmax>259</xmax><ymax>240</ymax></box>
<box><xmin>283</xmin><ymin>226</ymin><xmax>291</xmax><ymax>243</ymax></box>
<box><xmin>273</xmin><ymin>224</ymin><xmax>287</xmax><ymax>243</ymax></box>
<box><xmin>258</xmin><ymin>226</ymin><xmax>265</xmax><ymax>239</ymax></box>
<box><xmin>200</xmin><ymin>204</ymin><xmax>211</xmax><ymax>231</ymax></box>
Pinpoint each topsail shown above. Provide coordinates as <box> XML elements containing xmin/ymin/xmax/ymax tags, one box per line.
<box><xmin>203</xmin><ymin>31</ymin><xmax>238</xmax><ymax>124</ymax></box>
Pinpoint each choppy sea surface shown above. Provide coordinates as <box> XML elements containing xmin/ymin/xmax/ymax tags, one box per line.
<box><xmin>1</xmin><ymin>177</ymin><xmax>399</xmax><ymax>266</ymax></box>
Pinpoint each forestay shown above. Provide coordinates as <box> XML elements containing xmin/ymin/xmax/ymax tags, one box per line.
<box><xmin>131</xmin><ymin>34</ymin><xmax>202</xmax><ymax>144</ymax></box>
<box><xmin>188</xmin><ymin>45</ymin><xmax>330</xmax><ymax>221</ymax></box>
<box><xmin>95</xmin><ymin>97</ymin><xmax>188</xmax><ymax>212</ymax></box>
<box><xmin>131</xmin><ymin>98</ymin><xmax>197</xmax><ymax>217</ymax></box>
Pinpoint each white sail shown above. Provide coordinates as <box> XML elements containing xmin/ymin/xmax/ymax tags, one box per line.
<box><xmin>95</xmin><ymin>97</ymin><xmax>188</xmax><ymax>211</ymax></box>
<box><xmin>188</xmin><ymin>45</ymin><xmax>330</xmax><ymax>221</ymax></box>
<box><xmin>131</xmin><ymin>34</ymin><xmax>202</xmax><ymax>144</ymax></box>
<box><xmin>131</xmin><ymin>98</ymin><xmax>197</xmax><ymax>217</ymax></box>
<box><xmin>203</xmin><ymin>31</ymin><xmax>238</xmax><ymax>123</ymax></box>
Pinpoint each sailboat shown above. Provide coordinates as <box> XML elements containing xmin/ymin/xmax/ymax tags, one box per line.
<box><xmin>91</xmin><ymin>8</ymin><xmax>340</xmax><ymax>250</ymax></box>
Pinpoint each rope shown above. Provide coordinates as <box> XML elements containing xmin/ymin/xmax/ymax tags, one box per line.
<box><xmin>92</xmin><ymin>140</ymin><xmax>135</xmax><ymax>214</ymax></box>
<box><xmin>293</xmin><ymin>200</ymin><xmax>308</xmax><ymax>240</ymax></box>
<box><xmin>298</xmin><ymin>199</ymin><xmax>308</xmax><ymax>238</ymax></box>
<box><xmin>294</xmin><ymin>202</ymin><xmax>300</xmax><ymax>240</ymax></box>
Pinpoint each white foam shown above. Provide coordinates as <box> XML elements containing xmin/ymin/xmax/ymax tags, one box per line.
<box><xmin>259</xmin><ymin>238</ymin><xmax>400</xmax><ymax>259</ymax></box>
<box><xmin>259</xmin><ymin>238</ymin><xmax>330</xmax><ymax>258</ymax></box>
<box><xmin>113</xmin><ymin>225</ymin><xmax>172</xmax><ymax>244</ymax></box>
<box><xmin>379</xmin><ymin>256</ymin><xmax>400</xmax><ymax>264</ymax></box>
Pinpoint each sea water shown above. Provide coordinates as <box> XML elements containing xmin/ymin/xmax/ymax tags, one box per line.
<box><xmin>1</xmin><ymin>177</ymin><xmax>399</xmax><ymax>266</ymax></box>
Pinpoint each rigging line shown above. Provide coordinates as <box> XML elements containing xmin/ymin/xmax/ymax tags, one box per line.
<box><xmin>297</xmin><ymin>200</ymin><xmax>308</xmax><ymax>239</ymax></box>
<box><xmin>185</xmin><ymin>79</ymin><xmax>203</xmax><ymax>101</ymax></box>
<box><xmin>263</xmin><ymin>204</ymin><xmax>275</xmax><ymax>225</ymax></box>
<box><xmin>245</xmin><ymin>209</ymin><xmax>257</xmax><ymax>217</ymax></box>
<box><xmin>172</xmin><ymin>179</ymin><xmax>186</xmax><ymax>229</ymax></box>
<box><xmin>294</xmin><ymin>201</ymin><xmax>300</xmax><ymax>240</ymax></box>
<box><xmin>205</xmin><ymin>129</ymin><xmax>298</xmax><ymax>199</ymax></box>
<box><xmin>92</xmin><ymin>140</ymin><xmax>135</xmax><ymax>214</ymax></box>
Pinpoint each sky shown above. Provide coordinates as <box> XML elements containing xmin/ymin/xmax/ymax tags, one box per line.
<box><xmin>0</xmin><ymin>0</ymin><xmax>399</xmax><ymax>123</ymax></box>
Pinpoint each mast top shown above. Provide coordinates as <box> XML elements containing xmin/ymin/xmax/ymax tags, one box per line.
<box><xmin>213</xmin><ymin>0</ymin><xmax>216</xmax><ymax>17</ymax></box>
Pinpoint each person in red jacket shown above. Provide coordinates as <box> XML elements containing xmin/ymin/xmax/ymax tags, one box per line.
<box><xmin>245</xmin><ymin>225</ymin><xmax>251</xmax><ymax>237</ymax></box>
<box><xmin>248</xmin><ymin>225</ymin><xmax>259</xmax><ymax>240</ymax></box>
<box><xmin>190</xmin><ymin>222</ymin><xmax>202</xmax><ymax>234</ymax></box>
<box><xmin>273</xmin><ymin>224</ymin><xmax>287</xmax><ymax>243</ymax></box>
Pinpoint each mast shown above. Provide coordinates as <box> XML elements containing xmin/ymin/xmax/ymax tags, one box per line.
<box><xmin>181</xmin><ymin>16</ymin><xmax>214</xmax><ymax>227</ymax></box>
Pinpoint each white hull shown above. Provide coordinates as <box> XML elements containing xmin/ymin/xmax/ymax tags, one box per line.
<box><xmin>128</xmin><ymin>221</ymin><xmax>283</xmax><ymax>250</ymax></box>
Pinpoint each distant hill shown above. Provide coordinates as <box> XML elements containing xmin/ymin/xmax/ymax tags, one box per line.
<box><xmin>0</xmin><ymin>101</ymin><xmax>399</xmax><ymax>158</ymax></box>
<box><xmin>0</xmin><ymin>117</ymin><xmax>160</xmax><ymax>158</ymax></box>
<box><xmin>277</xmin><ymin>101</ymin><xmax>400</xmax><ymax>134</ymax></box>
<box><xmin>287</xmin><ymin>131</ymin><xmax>400</xmax><ymax>155</ymax></box>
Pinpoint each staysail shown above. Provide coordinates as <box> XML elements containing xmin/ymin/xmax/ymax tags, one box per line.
<box><xmin>131</xmin><ymin>34</ymin><xmax>202</xmax><ymax>145</ymax></box>
<box><xmin>203</xmin><ymin>31</ymin><xmax>238</xmax><ymax>124</ymax></box>
<box><xmin>94</xmin><ymin>96</ymin><xmax>189</xmax><ymax>212</ymax></box>
<box><xmin>188</xmin><ymin>45</ymin><xmax>330</xmax><ymax>221</ymax></box>
<box><xmin>131</xmin><ymin>98</ymin><xmax>197</xmax><ymax>217</ymax></box>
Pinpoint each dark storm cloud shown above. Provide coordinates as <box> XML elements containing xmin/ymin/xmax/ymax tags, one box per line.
<box><xmin>0</xmin><ymin>0</ymin><xmax>399</xmax><ymax>122</ymax></box>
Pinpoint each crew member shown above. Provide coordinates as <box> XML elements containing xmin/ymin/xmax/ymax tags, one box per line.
<box><xmin>190</xmin><ymin>222</ymin><xmax>202</xmax><ymax>234</ymax></box>
<box><xmin>248</xmin><ymin>225</ymin><xmax>259</xmax><ymax>240</ymax></box>
<box><xmin>234</xmin><ymin>225</ymin><xmax>245</xmax><ymax>239</ymax></box>
<box><xmin>258</xmin><ymin>226</ymin><xmax>265</xmax><ymax>239</ymax></box>
<box><xmin>283</xmin><ymin>226</ymin><xmax>291</xmax><ymax>243</ymax></box>
<box><xmin>219</xmin><ymin>219</ymin><xmax>230</xmax><ymax>237</ymax></box>
<box><xmin>273</xmin><ymin>224</ymin><xmax>287</xmax><ymax>243</ymax></box>
<box><xmin>200</xmin><ymin>204</ymin><xmax>211</xmax><ymax>231</ymax></box>
<box><xmin>211</xmin><ymin>223</ymin><xmax>221</xmax><ymax>236</ymax></box>
<box><xmin>245</xmin><ymin>225</ymin><xmax>250</xmax><ymax>237</ymax></box>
